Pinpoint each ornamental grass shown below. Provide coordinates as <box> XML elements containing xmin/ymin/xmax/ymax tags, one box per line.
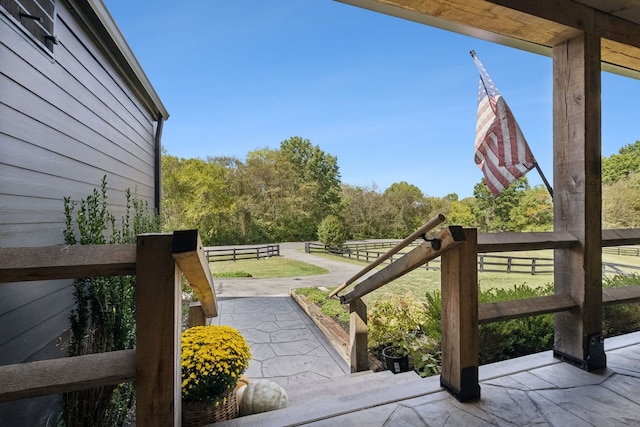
<box><xmin>181</xmin><ymin>325</ymin><xmax>252</xmax><ymax>403</ymax></box>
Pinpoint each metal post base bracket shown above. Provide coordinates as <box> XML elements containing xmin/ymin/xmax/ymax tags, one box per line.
<box><xmin>553</xmin><ymin>334</ymin><xmax>606</xmax><ymax>371</ymax></box>
<box><xmin>440</xmin><ymin>367</ymin><xmax>481</xmax><ymax>403</ymax></box>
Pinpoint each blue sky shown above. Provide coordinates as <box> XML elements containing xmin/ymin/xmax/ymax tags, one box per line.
<box><xmin>104</xmin><ymin>0</ymin><xmax>640</xmax><ymax>198</ymax></box>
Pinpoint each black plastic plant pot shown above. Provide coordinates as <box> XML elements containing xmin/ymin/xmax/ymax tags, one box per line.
<box><xmin>382</xmin><ymin>346</ymin><xmax>410</xmax><ymax>374</ymax></box>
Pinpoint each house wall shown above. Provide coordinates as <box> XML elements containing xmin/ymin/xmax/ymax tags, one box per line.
<box><xmin>0</xmin><ymin>2</ymin><xmax>158</xmax><ymax>424</ymax></box>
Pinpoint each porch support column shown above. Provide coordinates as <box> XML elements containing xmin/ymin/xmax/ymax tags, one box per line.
<box><xmin>440</xmin><ymin>228</ymin><xmax>480</xmax><ymax>402</ymax></box>
<box><xmin>552</xmin><ymin>32</ymin><xmax>605</xmax><ymax>371</ymax></box>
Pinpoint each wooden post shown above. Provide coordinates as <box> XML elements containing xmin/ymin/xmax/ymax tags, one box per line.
<box><xmin>440</xmin><ymin>228</ymin><xmax>480</xmax><ymax>402</ymax></box>
<box><xmin>189</xmin><ymin>302</ymin><xmax>207</xmax><ymax>327</ymax></box>
<box><xmin>349</xmin><ymin>298</ymin><xmax>368</xmax><ymax>372</ymax></box>
<box><xmin>136</xmin><ymin>234</ymin><xmax>181</xmax><ymax>426</ymax></box>
<box><xmin>552</xmin><ymin>32</ymin><xmax>605</xmax><ymax>371</ymax></box>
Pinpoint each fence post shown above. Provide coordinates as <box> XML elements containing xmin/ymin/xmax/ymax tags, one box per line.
<box><xmin>189</xmin><ymin>302</ymin><xmax>207</xmax><ymax>327</ymax></box>
<box><xmin>350</xmin><ymin>298</ymin><xmax>368</xmax><ymax>372</ymax></box>
<box><xmin>479</xmin><ymin>255</ymin><xmax>484</xmax><ymax>272</ymax></box>
<box><xmin>532</xmin><ymin>258</ymin><xmax>537</xmax><ymax>275</ymax></box>
<box><xmin>440</xmin><ymin>228</ymin><xmax>480</xmax><ymax>402</ymax></box>
<box><xmin>136</xmin><ymin>233</ymin><xmax>181</xmax><ymax>426</ymax></box>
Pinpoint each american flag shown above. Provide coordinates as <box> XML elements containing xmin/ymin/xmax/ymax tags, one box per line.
<box><xmin>472</xmin><ymin>53</ymin><xmax>535</xmax><ymax>195</ymax></box>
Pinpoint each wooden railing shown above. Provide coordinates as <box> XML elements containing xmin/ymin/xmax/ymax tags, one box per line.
<box><xmin>0</xmin><ymin>230</ymin><xmax>216</xmax><ymax>426</ymax></box>
<box><xmin>205</xmin><ymin>244</ymin><xmax>280</xmax><ymax>262</ymax></box>
<box><xmin>316</xmin><ymin>240</ymin><xmax>640</xmax><ymax>276</ymax></box>
<box><xmin>335</xmin><ymin>224</ymin><xmax>640</xmax><ymax>402</ymax></box>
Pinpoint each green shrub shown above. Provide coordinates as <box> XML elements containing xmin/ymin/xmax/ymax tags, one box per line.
<box><xmin>295</xmin><ymin>287</ymin><xmax>349</xmax><ymax>324</ymax></box>
<box><xmin>603</xmin><ymin>274</ymin><xmax>640</xmax><ymax>337</ymax></box>
<box><xmin>212</xmin><ymin>271</ymin><xmax>253</xmax><ymax>278</ymax></box>
<box><xmin>317</xmin><ymin>215</ymin><xmax>346</xmax><ymax>248</ymax></box>
<box><xmin>62</xmin><ymin>176</ymin><xmax>160</xmax><ymax>427</ymax></box>
<box><xmin>368</xmin><ymin>293</ymin><xmax>441</xmax><ymax>377</ymax></box>
<box><xmin>423</xmin><ymin>284</ymin><xmax>555</xmax><ymax>365</ymax></box>
<box><xmin>321</xmin><ymin>300</ymin><xmax>350</xmax><ymax>324</ymax></box>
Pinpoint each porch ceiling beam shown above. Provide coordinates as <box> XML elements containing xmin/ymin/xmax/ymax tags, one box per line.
<box><xmin>336</xmin><ymin>0</ymin><xmax>640</xmax><ymax>78</ymax></box>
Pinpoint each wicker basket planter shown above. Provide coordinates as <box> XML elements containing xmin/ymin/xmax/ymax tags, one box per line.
<box><xmin>182</xmin><ymin>389</ymin><xmax>238</xmax><ymax>426</ymax></box>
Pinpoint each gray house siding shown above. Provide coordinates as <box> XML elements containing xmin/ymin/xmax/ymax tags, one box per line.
<box><xmin>0</xmin><ymin>1</ymin><xmax>167</xmax><ymax>424</ymax></box>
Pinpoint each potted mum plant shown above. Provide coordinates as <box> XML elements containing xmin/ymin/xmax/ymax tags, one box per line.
<box><xmin>181</xmin><ymin>325</ymin><xmax>252</xmax><ymax>426</ymax></box>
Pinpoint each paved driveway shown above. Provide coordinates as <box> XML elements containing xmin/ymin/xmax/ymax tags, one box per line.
<box><xmin>212</xmin><ymin>242</ymin><xmax>377</xmax><ymax>297</ymax></box>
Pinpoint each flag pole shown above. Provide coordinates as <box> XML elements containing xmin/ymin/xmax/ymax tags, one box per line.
<box><xmin>534</xmin><ymin>162</ymin><xmax>554</xmax><ymax>199</ymax></box>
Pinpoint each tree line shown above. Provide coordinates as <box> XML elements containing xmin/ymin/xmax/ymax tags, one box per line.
<box><xmin>161</xmin><ymin>137</ymin><xmax>640</xmax><ymax>246</ymax></box>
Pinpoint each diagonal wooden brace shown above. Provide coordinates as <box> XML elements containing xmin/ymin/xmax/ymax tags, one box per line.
<box><xmin>340</xmin><ymin>226</ymin><xmax>466</xmax><ymax>304</ymax></box>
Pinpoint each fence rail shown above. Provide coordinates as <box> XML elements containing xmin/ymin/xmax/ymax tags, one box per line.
<box><xmin>205</xmin><ymin>244</ymin><xmax>279</xmax><ymax>262</ymax></box>
<box><xmin>307</xmin><ymin>242</ymin><xmax>640</xmax><ymax>276</ymax></box>
<box><xmin>603</xmin><ymin>246</ymin><xmax>640</xmax><ymax>256</ymax></box>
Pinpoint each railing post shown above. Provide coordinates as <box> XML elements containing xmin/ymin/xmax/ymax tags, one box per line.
<box><xmin>189</xmin><ymin>302</ymin><xmax>207</xmax><ymax>327</ymax></box>
<box><xmin>440</xmin><ymin>228</ymin><xmax>480</xmax><ymax>402</ymax></box>
<box><xmin>136</xmin><ymin>233</ymin><xmax>181</xmax><ymax>426</ymax></box>
<box><xmin>349</xmin><ymin>297</ymin><xmax>368</xmax><ymax>372</ymax></box>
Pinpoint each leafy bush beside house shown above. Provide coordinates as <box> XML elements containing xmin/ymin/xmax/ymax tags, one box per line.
<box><xmin>61</xmin><ymin>176</ymin><xmax>160</xmax><ymax>427</ymax></box>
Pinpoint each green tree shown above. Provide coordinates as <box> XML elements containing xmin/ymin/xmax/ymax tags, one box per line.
<box><xmin>237</xmin><ymin>148</ymin><xmax>320</xmax><ymax>242</ymax></box>
<box><xmin>340</xmin><ymin>183</ymin><xmax>392</xmax><ymax>239</ymax></box>
<box><xmin>510</xmin><ymin>185</ymin><xmax>553</xmax><ymax>231</ymax></box>
<box><xmin>280</xmin><ymin>136</ymin><xmax>342</xmax><ymax>220</ymax></box>
<box><xmin>161</xmin><ymin>155</ymin><xmax>239</xmax><ymax>245</ymax></box>
<box><xmin>447</xmin><ymin>198</ymin><xmax>476</xmax><ymax>227</ymax></box>
<box><xmin>603</xmin><ymin>172</ymin><xmax>640</xmax><ymax>228</ymax></box>
<box><xmin>317</xmin><ymin>215</ymin><xmax>347</xmax><ymax>247</ymax></box>
<box><xmin>383</xmin><ymin>181</ymin><xmax>429</xmax><ymax>238</ymax></box>
<box><xmin>602</xmin><ymin>141</ymin><xmax>640</xmax><ymax>185</ymax></box>
<box><xmin>472</xmin><ymin>177</ymin><xmax>530</xmax><ymax>232</ymax></box>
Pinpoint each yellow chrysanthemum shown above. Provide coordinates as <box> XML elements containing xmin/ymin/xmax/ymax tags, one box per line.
<box><xmin>181</xmin><ymin>325</ymin><xmax>251</xmax><ymax>402</ymax></box>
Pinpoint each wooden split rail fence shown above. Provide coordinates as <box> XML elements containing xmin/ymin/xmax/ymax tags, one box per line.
<box><xmin>308</xmin><ymin>242</ymin><xmax>640</xmax><ymax>276</ymax></box>
<box><xmin>205</xmin><ymin>244</ymin><xmax>279</xmax><ymax>262</ymax></box>
<box><xmin>0</xmin><ymin>230</ymin><xmax>216</xmax><ymax>426</ymax></box>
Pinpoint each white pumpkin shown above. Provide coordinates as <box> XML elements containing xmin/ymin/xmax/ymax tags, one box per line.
<box><xmin>237</xmin><ymin>379</ymin><xmax>288</xmax><ymax>416</ymax></box>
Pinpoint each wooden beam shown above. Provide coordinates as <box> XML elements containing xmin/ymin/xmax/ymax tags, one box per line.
<box><xmin>552</xmin><ymin>33</ymin><xmax>605</xmax><ymax>371</ymax></box>
<box><xmin>349</xmin><ymin>298</ymin><xmax>369</xmax><ymax>373</ymax></box>
<box><xmin>479</xmin><ymin>294</ymin><xmax>578</xmax><ymax>324</ymax></box>
<box><xmin>0</xmin><ymin>349</ymin><xmax>135</xmax><ymax>402</ymax></box>
<box><xmin>136</xmin><ymin>234</ymin><xmax>181</xmax><ymax>426</ymax></box>
<box><xmin>477</xmin><ymin>231</ymin><xmax>578</xmax><ymax>253</ymax></box>
<box><xmin>330</xmin><ymin>213</ymin><xmax>445</xmax><ymax>298</ymax></box>
<box><xmin>340</xmin><ymin>226</ymin><xmax>466</xmax><ymax>304</ymax></box>
<box><xmin>337</xmin><ymin>0</ymin><xmax>640</xmax><ymax>78</ymax></box>
<box><xmin>602</xmin><ymin>228</ymin><xmax>640</xmax><ymax>247</ymax></box>
<box><xmin>478</xmin><ymin>286</ymin><xmax>640</xmax><ymax>323</ymax></box>
<box><xmin>602</xmin><ymin>285</ymin><xmax>640</xmax><ymax>306</ymax></box>
<box><xmin>188</xmin><ymin>302</ymin><xmax>207</xmax><ymax>327</ymax></box>
<box><xmin>487</xmin><ymin>0</ymin><xmax>640</xmax><ymax>51</ymax></box>
<box><xmin>440</xmin><ymin>228</ymin><xmax>480</xmax><ymax>402</ymax></box>
<box><xmin>0</xmin><ymin>244</ymin><xmax>136</xmax><ymax>283</ymax></box>
<box><xmin>172</xmin><ymin>230</ymin><xmax>218</xmax><ymax>318</ymax></box>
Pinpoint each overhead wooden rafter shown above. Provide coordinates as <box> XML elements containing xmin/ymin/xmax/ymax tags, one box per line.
<box><xmin>337</xmin><ymin>0</ymin><xmax>640</xmax><ymax>78</ymax></box>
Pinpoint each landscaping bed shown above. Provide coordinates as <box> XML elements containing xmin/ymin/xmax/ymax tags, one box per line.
<box><xmin>289</xmin><ymin>288</ymin><xmax>384</xmax><ymax>371</ymax></box>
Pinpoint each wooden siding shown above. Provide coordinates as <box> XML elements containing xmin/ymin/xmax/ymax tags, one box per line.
<box><xmin>0</xmin><ymin>9</ymin><xmax>159</xmax><ymax>425</ymax></box>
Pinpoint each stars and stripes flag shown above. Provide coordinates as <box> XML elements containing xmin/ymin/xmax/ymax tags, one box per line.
<box><xmin>472</xmin><ymin>52</ymin><xmax>536</xmax><ymax>196</ymax></box>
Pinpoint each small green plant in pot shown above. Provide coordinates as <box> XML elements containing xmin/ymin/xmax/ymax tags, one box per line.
<box><xmin>368</xmin><ymin>293</ymin><xmax>435</xmax><ymax>374</ymax></box>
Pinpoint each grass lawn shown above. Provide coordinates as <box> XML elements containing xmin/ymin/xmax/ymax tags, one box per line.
<box><xmin>209</xmin><ymin>256</ymin><xmax>328</xmax><ymax>279</ymax></box>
